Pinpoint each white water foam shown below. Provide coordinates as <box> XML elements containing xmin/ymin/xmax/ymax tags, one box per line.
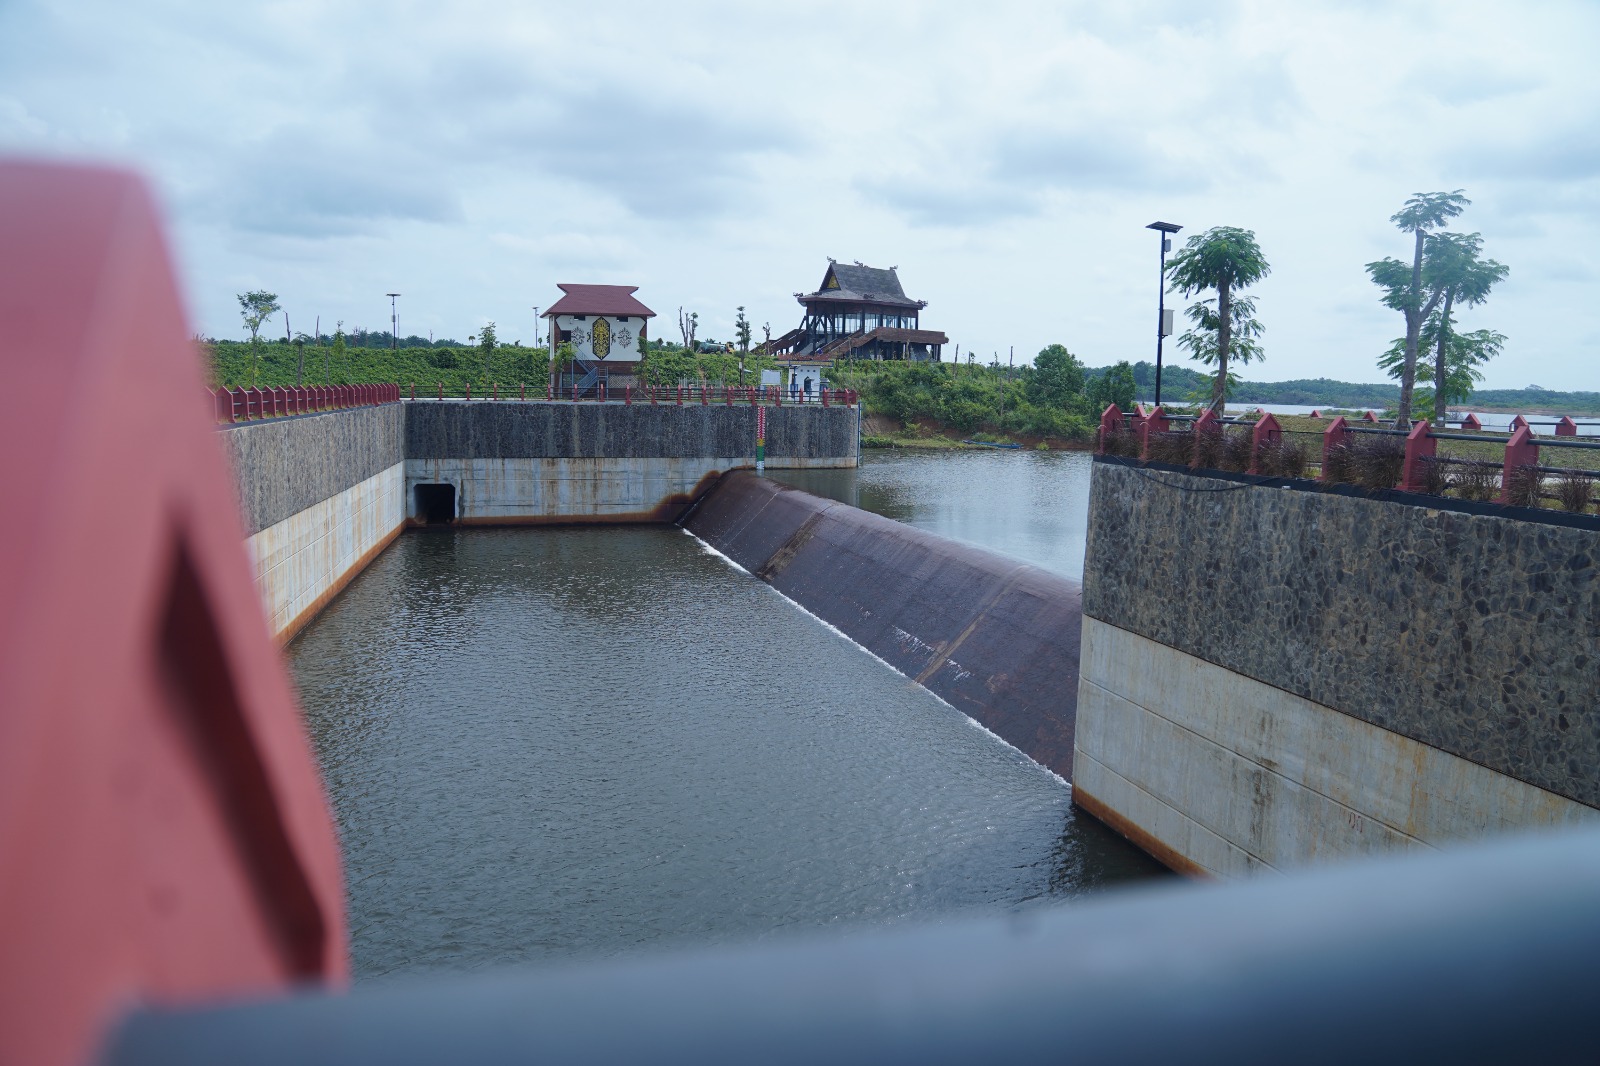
<box><xmin>682</xmin><ymin>527</ymin><xmax>1069</xmax><ymax>789</ymax></box>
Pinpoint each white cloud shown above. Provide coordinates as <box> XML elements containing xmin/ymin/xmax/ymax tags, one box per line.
<box><xmin>0</xmin><ymin>0</ymin><xmax>1596</xmax><ymax>389</ymax></box>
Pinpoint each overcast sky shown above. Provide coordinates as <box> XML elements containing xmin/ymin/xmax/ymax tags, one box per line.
<box><xmin>2</xmin><ymin>0</ymin><xmax>1596</xmax><ymax>388</ymax></box>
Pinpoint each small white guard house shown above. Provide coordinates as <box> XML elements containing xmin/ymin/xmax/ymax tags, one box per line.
<box><xmin>544</xmin><ymin>284</ymin><xmax>656</xmax><ymax>397</ymax></box>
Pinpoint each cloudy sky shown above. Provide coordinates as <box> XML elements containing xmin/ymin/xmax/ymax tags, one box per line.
<box><xmin>2</xmin><ymin>0</ymin><xmax>1596</xmax><ymax>388</ymax></box>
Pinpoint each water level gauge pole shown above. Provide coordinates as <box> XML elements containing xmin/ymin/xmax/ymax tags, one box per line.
<box><xmin>756</xmin><ymin>403</ymin><xmax>767</xmax><ymax>473</ymax></box>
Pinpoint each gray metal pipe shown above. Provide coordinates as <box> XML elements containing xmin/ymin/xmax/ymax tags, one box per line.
<box><xmin>104</xmin><ymin>827</ymin><xmax>1600</xmax><ymax>1065</ymax></box>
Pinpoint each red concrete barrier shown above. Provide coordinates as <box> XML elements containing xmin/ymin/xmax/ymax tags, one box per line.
<box><xmin>0</xmin><ymin>160</ymin><xmax>346</xmax><ymax>1066</ymax></box>
<box><xmin>1500</xmin><ymin>425</ymin><xmax>1539</xmax><ymax>504</ymax></box>
<box><xmin>1249</xmin><ymin>413</ymin><xmax>1282</xmax><ymax>475</ymax></box>
<box><xmin>1400</xmin><ymin>419</ymin><xmax>1436</xmax><ymax>493</ymax></box>
<box><xmin>1139</xmin><ymin>406</ymin><xmax>1171</xmax><ymax>461</ymax></box>
<box><xmin>1320</xmin><ymin>416</ymin><xmax>1352</xmax><ymax>482</ymax></box>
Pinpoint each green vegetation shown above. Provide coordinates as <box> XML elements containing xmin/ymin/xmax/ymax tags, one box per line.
<box><xmin>1366</xmin><ymin>190</ymin><xmax>1513</xmax><ymax>425</ymax></box>
<box><xmin>828</xmin><ymin>350</ymin><xmax>1114</xmax><ymax>446</ymax></box>
<box><xmin>1167</xmin><ymin>226</ymin><xmax>1272</xmax><ymax>412</ymax></box>
<box><xmin>204</xmin><ymin>339</ymin><xmax>789</xmax><ymax>393</ymax></box>
<box><xmin>206</xmin><ymin>339</ymin><xmax>552</xmax><ymax>392</ymax></box>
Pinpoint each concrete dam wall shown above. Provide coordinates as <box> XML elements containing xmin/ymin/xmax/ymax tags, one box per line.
<box><xmin>1075</xmin><ymin>456</ymin><xmax>1600</xmax><ymax>876</ymax></box>
<box><xmin>405</xmin><ymin>401</ymin><xmax>857</xmax><ymax>525</ymax></box>
<box><xmin>220</xmin><ymin>404</ymin><xmax>407</xmax><ymax>642</ymax></box>
<box><xmin>223</xmin><ymin>401</ymin><xmax>859</xmax><ymax>640</ymax></box>
<box><xmin>686</xmin><ymin>472</ymin><xmax>1085</xmax><ymax>780</ymax></box>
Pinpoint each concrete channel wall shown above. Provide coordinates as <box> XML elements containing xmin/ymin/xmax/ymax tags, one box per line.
<box><xmin>404</xmin><ymin>402</ymin><xmax>858</xmax><ymax>524</ymax></box>
<box><xmin>223</xmin><ymin>401</ymin><xmax>859</xmax><ymax>640</ymax></box>
<box><xmin>1075</xmin><ymin>457</ymin><xmax>1600</xmax><ymax>876</ymax></box>
<box><xmin>686</xmin><ymin>472</ymin><xmax>1085</xmax><ymax>780</ymax></box>
<box><xmin>220</xmin><ymin>405</ymin><xmax>407</xmax><ymax>642</ymax></box>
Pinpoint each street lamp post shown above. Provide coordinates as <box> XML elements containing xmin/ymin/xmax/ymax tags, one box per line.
<box><xmin>386</xmin><ymin>293</ymin><xmax>401</xmax><ymax>353</ymax></box>
<box><xmin>1145</xmin><ymin>222</ymin><xmax>1182</xmax><ymax>408</ymax></box>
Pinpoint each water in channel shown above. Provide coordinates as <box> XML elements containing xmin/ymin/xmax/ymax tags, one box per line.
<box><xmin>291</xmin><ymin>516</ymin><xmax>1162</xmax><ymax>982</ymax></box>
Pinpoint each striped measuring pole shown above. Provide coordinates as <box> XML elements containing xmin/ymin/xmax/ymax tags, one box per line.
<box><xmin>756</xmin><ymin>403</ymin><xmax>766</xmax><ymax>473</ymax></box>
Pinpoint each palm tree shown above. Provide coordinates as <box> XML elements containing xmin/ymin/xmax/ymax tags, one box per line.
<box><xmin>1166</xmin><ymin>227</ymin><xmax>1271</xmax><ymax>413</ymax></box>
<box><xmin>1420</xmin><ymin>231</ymin><xmax>1508</xmax><ymax>427</ymax></box>
<box><xmin>1366</xmin><ymin>190</ymin><xmax>1469</xmax><ymax>424</ymax></box>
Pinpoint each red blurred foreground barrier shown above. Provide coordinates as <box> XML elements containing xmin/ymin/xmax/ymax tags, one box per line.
<box><xmin>0</xmin><ymin>160</ymin><xmax>347</xmax><ymax>1066</ymax></box>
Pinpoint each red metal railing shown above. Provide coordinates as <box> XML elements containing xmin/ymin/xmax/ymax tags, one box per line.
<box><xmin>210</xmin><ymin>383</ymin><xmax>400</xmax><ymax>423</ymax></box>
<box><xmin>411</xmin><ymin>383</ymin><xmax>858</xmax><ymax>406</ymax></box>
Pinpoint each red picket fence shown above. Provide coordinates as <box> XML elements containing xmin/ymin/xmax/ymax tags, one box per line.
<box><xmin>209</xmin><ymin>383</ymin><xmax>400</xmax><ymax>423</ymax></box>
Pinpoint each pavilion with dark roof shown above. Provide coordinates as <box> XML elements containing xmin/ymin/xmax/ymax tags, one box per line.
<box><xmin>543</xmin><ymin>284</ymin><xmax>655</xmax><ymax>396</ymax></box>
<box><xmin>763</xmin><ymin>260</ymin><xmax>947</xmax><ymax>363</ymax></box>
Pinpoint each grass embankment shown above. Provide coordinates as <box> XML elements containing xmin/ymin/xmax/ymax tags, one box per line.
<box><xmin>833</xmin><ymin>361</ymin><xmax>1102</xmax><ymax>452</ymax></box>
<box><xmin>204</xmin><ymin>341</ymin><xmax>786</xmax><ymax>393</ymax></box>
<box><xmin>206</xmin><ymin>340</ymin><xmax>550</xmax><ymax>393</ymax></box>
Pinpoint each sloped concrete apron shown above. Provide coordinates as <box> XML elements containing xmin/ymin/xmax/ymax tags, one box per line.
<box><xmin>687</xmin><ymin>471</ymin><xmax>1084</xmax><ymax>780</ymax></box>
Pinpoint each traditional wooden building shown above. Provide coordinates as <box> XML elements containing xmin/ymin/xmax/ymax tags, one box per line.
<box><xmin>543</xmin><ymin>283</ymin><xmax>655</xmax><ymax>396</ymax></box>
<box><xmin>763</xmin><ymin>260</ymin><xmax>947</xmax><ymax>363</ymax></box>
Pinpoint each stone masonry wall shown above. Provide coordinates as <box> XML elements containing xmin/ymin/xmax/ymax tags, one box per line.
<box><xmin>220</xmin><ymin>404</ymin><xmax>405</xmax><ymax>535</ymax></box>
<box><xmin>1084</xmin><ymin>457</ymin><xmax>1600</xmax><ymax>807</ymax></box>
<box><xmin>405</xmin><ymin>401</ymin><xmax>857</xmax><ymax>462</ymax></box>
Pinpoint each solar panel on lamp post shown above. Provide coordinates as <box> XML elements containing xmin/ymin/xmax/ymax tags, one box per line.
<box><xmin>1145</xmin><ymin>222</ymin><xmax>1182</xmax><ymax>409</ymax></box>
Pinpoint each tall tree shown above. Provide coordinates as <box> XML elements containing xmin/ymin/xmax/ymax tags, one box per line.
<box><xmin>1028</xmin><ymin>343</ymin><xmax>1086</xmax><ymax>407</ymax></box>
<box><xmin>1166</xmin><ymin>227</ymin><xmax>1271</xmax><ymax>413</ymax></box>
<box><xmin>1176</xmin><ymin>293</ymin><xmax>1266</xmax><ymax>400</ymax></box>
<box><xmin>678</xmin><ymin>307</ymin><xmax>698</xmax><ymax>351</ymax></box>
<box><xmin>1366</xmin><ymin>190</ymin><xmax>1470</xmax><ymax>424</ymax></box>
<box><xmin>1417</xmin><ymin>231</ymin><xmax>1508</xmax><ymax>426</ymax></box>
<box><xmin>469</xmin><ymin>321</ymin><xmax>498</xmax><ymax>379</ymax></box>
<box><xmin>735</xmin><ymin>306</ymin><xmax>752</xmax><ymax>353</ymax></box>
<box><xmin>237</xmin><ymin>290</ymin><xmax>280</xmax><ymax>386</ymax></box>
<box><xmin>1378</xmin><ymin>320</ymin><xmax>1506</xmax><ymax>422</ymax></box>
<box><xmin>1086</xmin><ymin>361</ymin><xmax>1137</xmax><ymax>413</ymax></box>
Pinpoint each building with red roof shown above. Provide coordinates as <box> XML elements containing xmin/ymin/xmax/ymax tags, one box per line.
<box><xmin>543</xmin><ymin>284</ymin><xmax>656</xmax><ymax>395</ymax></box>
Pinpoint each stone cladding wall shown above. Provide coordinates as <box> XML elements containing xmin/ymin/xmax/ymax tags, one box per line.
<box><xmin>220</xmin><ymin>404</ymin><xmax>404</xmax><ymax>535</ymax></box>
<box><xmin>405</xmin><ymin>402</ymin><xmax>857</xmax><ymax>462</ymax></box>
<box><xmin>1084</xmin><ymin>457</ymin><xmax>1600</xmax><ymax>807</ymax></box>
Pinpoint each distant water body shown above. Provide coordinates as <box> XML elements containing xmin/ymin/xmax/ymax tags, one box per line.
<box><xmin>290</xmin><ymin>526</ymin><xmax>1163</xmax><ymax>981</ymax></box>
<box><xmin>772</xmin><ymin>450</ymin><xmax>1095</xmax><ymax>580</ymax></box>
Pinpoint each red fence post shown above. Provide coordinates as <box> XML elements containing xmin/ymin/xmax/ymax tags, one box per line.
<box><xmin>1191</xmin><ymin>408</ymin><xmax>1220</xmax><ymax>467</ymax></box>
<box><xmin>625</xmin><ymin>384</ymin><xmax>632</xmax><ymax>405</ymax></box>
<box><xmin>1499</xmin><ymin>425</ymin><xmax>1540</xmax><ymax>505</ymax></box>
<box><xmin>520</xmin><ymin>383</ymin><xmax>525</xmax><ymax>401</ymax></box>
<box><xmin>725</xmin><ymin>387</ymin><xmax>733</xmax><ymax>407</ymax></box>
<box><xmin>1462</xmin><ymin>412</ymin><xmax>1483</xmax><ymax>431</ymax></box>
<box><xmin>1510</xmin><ymin>414</ymin><xmax>1529</xmax><ymax>434</ymax></box>
<box><xmin>1248</xmin><ymin>412</ymin><xmax>1282</xmax><ymax>475</ymax></box>
<box><xmin>1556</xmin><ymin>416</ymin><xmax>1578</xmax><ymax>436</ymax></box>
<box><xmin>1096</xmin><ymin>404</ymin><xmax>1123</xmax><ymax>455</ymax></box>
<box><xmin>1362</xmin><ymin>410</ymin><xmax>1378</xmax><ymax>424</ymax></box>
<box><xmin>1400</xmin><ymin>419</ymin><xmax>1436</xmax><ymax>492</ymax></box>
<box><xmin>1139</xmin><ymin>406</ymin><xmax>1170</xmax><ymax>461</ymax></box>
<box><xmin>699</xmin><ymin>385</ymin><xmax>707</xmax><ymax>406</ymax></box>
<box><xmin>677</xmin><ymin>384</ymin><xmax>683</xmax><ymax>406</ymax></box>
<box><xmin>493</xmin><ymin>383</ymin><xmax>499</xmax><ymax>401</ymax></box>
<box><xmin>1320</xmin><ymin>416</ymin><xmax>1351</xmax><ymax>481</ymax></box>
